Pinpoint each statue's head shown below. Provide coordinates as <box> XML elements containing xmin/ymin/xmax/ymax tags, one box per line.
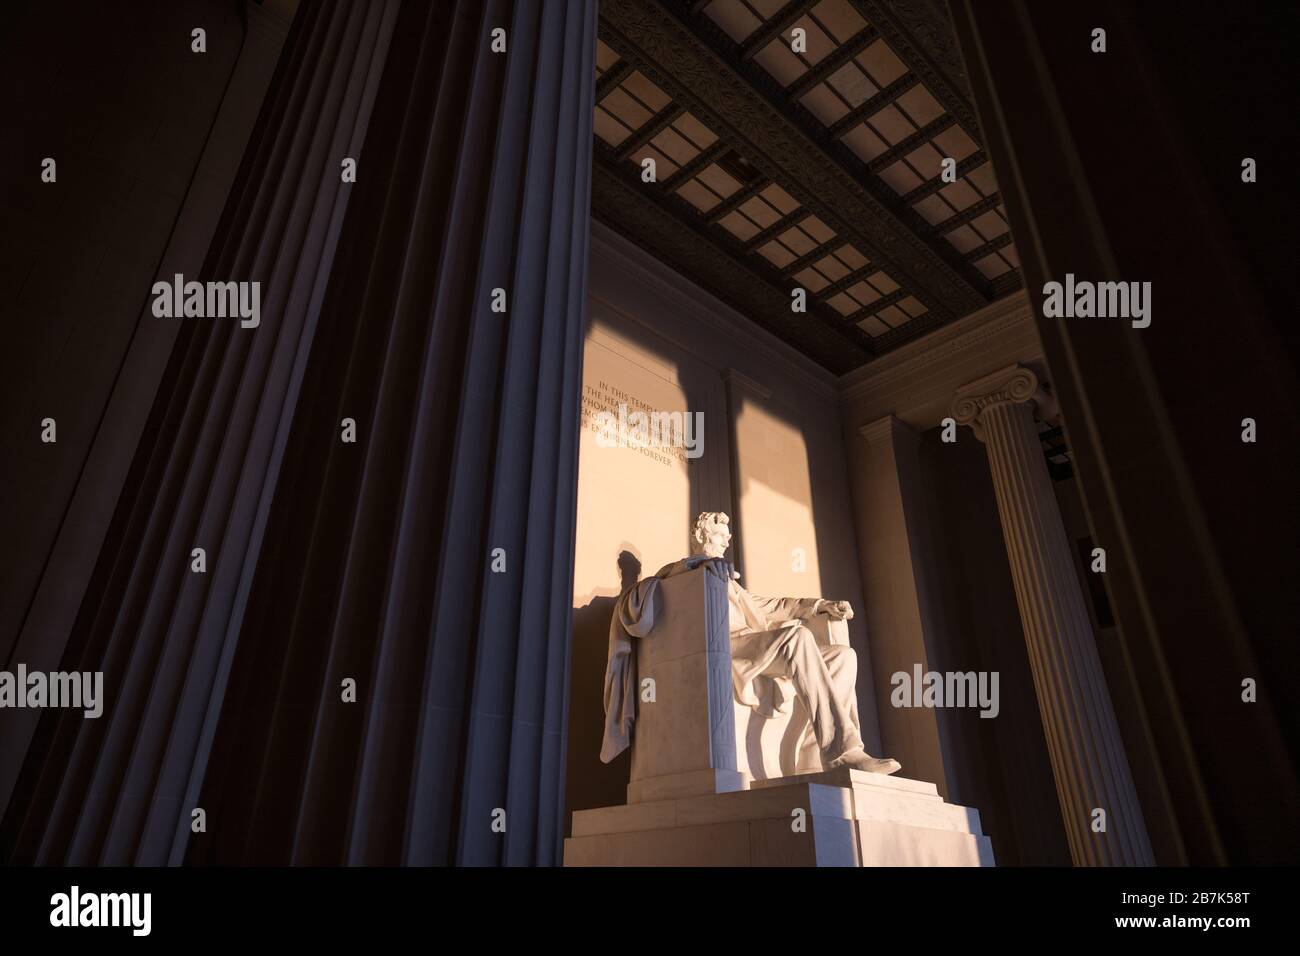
<box><xmin>690</xmin><ymin>511</ymin><xmax>732</xmax><ymax>559</ymax></box>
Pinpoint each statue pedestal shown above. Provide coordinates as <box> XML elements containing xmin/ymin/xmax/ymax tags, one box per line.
<box><xmin>565</xmin><ymin>768</ymin><xmax>995</xmax><ymax>867</ymax></box>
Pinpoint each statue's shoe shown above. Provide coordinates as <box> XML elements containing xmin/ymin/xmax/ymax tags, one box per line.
<box><xmin>827</xmin><ymin>748</ymin><xmax>902</xmax><ymax>775</ymax></box>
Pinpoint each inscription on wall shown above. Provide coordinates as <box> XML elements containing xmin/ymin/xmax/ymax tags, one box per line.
<box><xmin>580</xmin><ymin>379</ymin><xmax>693</xmax><ymax>469</ymax></box>
<box><xmin>573</xmin><ymin>328</ymin><xmax>693</xmax><ymax>605</ymax></box>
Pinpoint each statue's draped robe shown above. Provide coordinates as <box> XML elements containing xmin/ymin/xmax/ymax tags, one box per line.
<box><xmin>600</xmin><ymin>556</ymin><xmax>822</xmax><ymax>763</ymax></box>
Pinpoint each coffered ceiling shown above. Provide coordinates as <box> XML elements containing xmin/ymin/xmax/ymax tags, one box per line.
<box><xmin>591</xmin><ymin>0</ymin><xmax>1022</xmax><ymax>374</ymax></box>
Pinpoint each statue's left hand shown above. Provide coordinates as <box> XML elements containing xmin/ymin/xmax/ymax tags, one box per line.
<box><xmin>818</xmin><ymin>600</ymin><xmax>854</xmax><ymax>621</ymax></box>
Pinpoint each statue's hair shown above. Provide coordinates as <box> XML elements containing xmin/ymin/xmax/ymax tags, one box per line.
<box><xmin>691</xmin><ymin>511</ymin><xmax>730</xmax><ymax>550</ymax></box>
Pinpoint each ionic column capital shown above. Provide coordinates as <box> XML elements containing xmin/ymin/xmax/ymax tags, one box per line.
<box><xmin>951</xmin><ymin>365</ymin><xmax>1052</xmax><ymax>441</ymax></box>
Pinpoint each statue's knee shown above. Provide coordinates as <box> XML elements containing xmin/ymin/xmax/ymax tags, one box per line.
<box><xmin>783</xmin><ymin>625</ymin><xmax>817</xmax><ymax>658</ymax></box>
<box><xmin>821</xmin><ymin>643</ymin><xmax>857</xmax><ymax>672</ymax></box>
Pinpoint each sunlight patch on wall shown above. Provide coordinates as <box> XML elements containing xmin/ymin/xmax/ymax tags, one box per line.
<box><xmin>735</xmin><ymin>397</ymin><xmax>821</xmax><ymax>599</ymax></box>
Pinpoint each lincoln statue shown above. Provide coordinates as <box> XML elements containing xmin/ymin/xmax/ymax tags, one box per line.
<box><xmin>601</xmin><ymin>511</ymin><xmax>901</xmax><ymax>777</ymax></box>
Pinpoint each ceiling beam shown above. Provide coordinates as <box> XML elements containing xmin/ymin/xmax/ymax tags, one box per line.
<box><xmin>826</xmin><ymin>72</ymin><xmax>919</xmax><ymax>139</ymax></box>
<box><xmin>596</xmin><ymin>59</ymin><xmax>634</xmax><ymax>102</ymax></box>
<box><xmin>660</xmin><ymin>140</ymin><xmax>728</xmax><ymax>192</ymax></box>
<box><xmin>866</xmin><ymin>114</ymin><xmax>957</xmax><ymax>173</ymax></box>
<box><xmin>779</xmin><ymin>236</ymin><xmax>845</xmax><ymax>278</ymax></box>
<box><xmin>703</xmin><ymin>178</ymin><xmax>768</xmax><ymax>224</ymax></box>
<box><xmin>742</xmin><ymin>208</ymin><xmax>812</xmax><ymax>252</ymax></box>
<box><xmin>926</xmin><ymin>191</ymin><xmax>1001</xmax><ymax>235</ymax></box>
<box><xmin>738</xmin><ymin>0</ymin><xmax>822</xmax><ymax>60</ymax></box>
<box><xmin>813</xmin><ymin>264</ymin><xmax>882</xmax><ymax>303</ymax></box>
<box><xmin>600</xmin><ymin>1</ymin><xmax>986</xmax><ymax>319</ymax></box>
<box><xmin>591</xmin><ymin>150</ymin><xmax>875</xmax><ymax>370</ymax></box>
<box><xmin>616</xmin><ymin>102</ymin><xmax>687</xmax><ymax>160</ymax></box>
<box><xmin>900</xmin><ymin>150</ymin><xmax>987</xmax><ymax>205</ymax></box>
<box><xmin>847</xmin><ymin>288</ymin><xmax>909</xmax><ymax>323</ymax></box>
<box><xmin>785</xmin><ymin>26</ymin><xmax>878</xmax><ymax>101</ymax></box>
<box><xmin>845</xmin><ymin>0</ymin><xmax>984</xmax><ymax>143</ymax></box>
<box><xmin>961</xmin><ymin>231</ymin><xmax>1013</xmax><ymax>262</ymax></box>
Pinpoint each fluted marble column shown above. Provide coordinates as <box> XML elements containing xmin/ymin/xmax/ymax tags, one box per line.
<box><xmin>1</xmin><ymin>0</ymin><xmax>401</xmax><ymax>866</ymax></box>
<box><xmin>3</xmin><ymin>0</ymin><xmax>595</xmax><ymax>869</ymax></box>
<box><xmin>192</xmin><ymin>0</ymin><xmax>597</xmax><ymax>867</ymax></box>
<box><xmin>953</xmin><ymin>366</ymin><xmax>1154</xmax><ymax>866</ymax></box>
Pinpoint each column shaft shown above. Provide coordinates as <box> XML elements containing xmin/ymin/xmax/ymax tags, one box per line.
<box><xmin>2</xmin><ymin>0</ymin><xmax>399</xmax><ymax>866</ymax></box>
<box><xmin>192</xmin><ymin>0</ymin><xmax>596</xmax><ymax>866</ymax></box>
<box><xmin>854</xmin><ymin>416</ymin><xmax>949</xmax><ymax>788</ymax></box>
<box><xmin>957</xmin><ymin>368</ymin><xmax>1154</xmax><ymax>865</ymax></box>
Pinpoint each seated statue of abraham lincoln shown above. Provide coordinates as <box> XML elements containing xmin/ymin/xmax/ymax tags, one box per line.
<box><xmin>601</xmin><ymin>511</ymin><xmax>900</xmax><ymax>777</ymax></box>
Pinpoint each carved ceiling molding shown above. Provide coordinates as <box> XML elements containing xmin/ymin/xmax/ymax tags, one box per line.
<box><xmin>599</xmin><ymin>0</ymin><xmax>987</xmax><ymax>320</ymax></box>
<box><xmin>591</xmin><ymin>158</ymin><xmax>871</xmax><ymax>374</ymax></box>
<box><xmin>840</xmin><ymin>290</ymin><xmax>1036</xmax><ymax>404</ymax></box>
<box><xmin>840</xmin><ymin>309</ymin><xmax>1045</xmax><ymax>430</ymax></box>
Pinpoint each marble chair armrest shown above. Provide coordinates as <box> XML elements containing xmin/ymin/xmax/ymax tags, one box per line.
<box><xmin>803</xmin><ymin>614</ymin><xmax>849</xmax><ymax>647</ymax></box>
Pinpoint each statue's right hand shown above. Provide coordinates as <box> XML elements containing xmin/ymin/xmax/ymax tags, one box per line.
<box><xmin>822</xmin><ymin>600</ymin><xmax>854</xmax><ymax>621</ymax></box>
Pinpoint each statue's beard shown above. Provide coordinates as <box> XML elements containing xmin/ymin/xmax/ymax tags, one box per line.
<box><xmin>690</xmin><ymin>536</ymin><xmax>729</xmax><ymax>559</ymax></box>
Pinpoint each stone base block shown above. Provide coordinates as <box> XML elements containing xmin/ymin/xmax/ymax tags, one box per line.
<box><xmin>626</xmin><ymin>767</ymin><xmax>748</xmax><ymax>804</ymax></box>
<box><xmin>565</xmin><ymin>769</ymin><xmax>995</xmax><ymax>867</ymax></box>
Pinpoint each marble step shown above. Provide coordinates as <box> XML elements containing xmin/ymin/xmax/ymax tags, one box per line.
<box><xmin>751</xmin><ymin>766</ymin><xmax>941</xmax><ymax>798</ymax></box>
<box><xmin>573</xmin><ymin>773</ymin><xmax>982</xmax><ymax>838</ymax></box>
<box><xmin>566</xmin><ymin>773</ymin><xmax>995</xmax><ymax>866</ymax></box>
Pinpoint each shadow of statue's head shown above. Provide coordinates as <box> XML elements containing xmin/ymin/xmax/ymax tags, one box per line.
<box><xmin>617</xmin><ymin>550</ymin><xmax>642</xmax><ymax>591</ymax></box>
